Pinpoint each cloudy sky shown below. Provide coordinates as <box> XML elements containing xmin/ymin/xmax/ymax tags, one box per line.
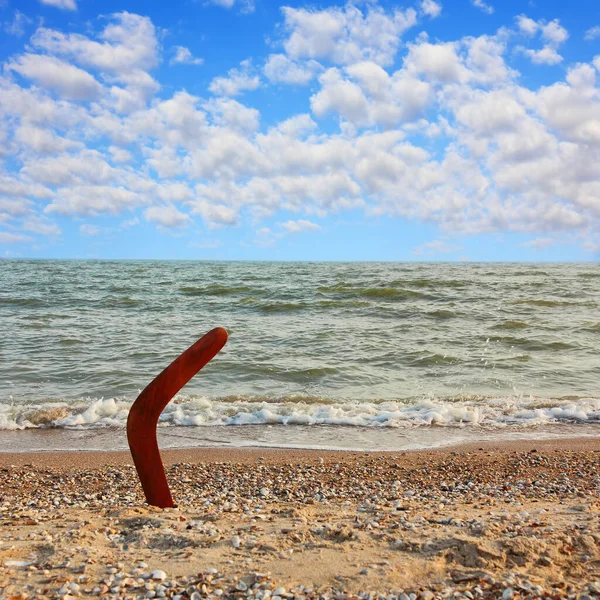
<box><xmin>0</xmin><ymin>0</ymin><xmax>599</xmax><ymax>260</ymax></box>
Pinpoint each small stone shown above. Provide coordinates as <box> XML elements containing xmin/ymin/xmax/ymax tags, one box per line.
<box><xmin>232</xmin><ymin>535</ymin><xmax>242</xmax><ymax>548</ymax></box>
<box><xmin>236</xmin><ymin>581</ymin><xmax>248</xmax><ymax>591</ymax></box>
<box><xmin>151</xmin><ymin>570</ymin><xmax>167</xmax><ymax>581</ymax></box>
<box><xmin>502</xmin><ymin>588</ymin><xmax>513</xmax><ymax>600</ymax></box>
<box><xmin>274</xmin><ymin>587</ymin><xmax>286</xmax><ymax>596</ymax></box>
<box><xmin>421</xmin><ymin>592</ymin><xmax>434</xmax><ymax>600</ymax></box>
<box><xmin>69</xmin><ymin>582</ymin><xmax>80</xmax><ymax>594</ymax></box>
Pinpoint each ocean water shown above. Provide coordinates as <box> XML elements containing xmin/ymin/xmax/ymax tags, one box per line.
<box><xmin>1</xmin><ymin>260</ymin><xmax>599</xmax><ymax>452</ymax></box>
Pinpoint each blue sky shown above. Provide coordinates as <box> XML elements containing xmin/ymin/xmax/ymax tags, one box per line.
<box><xmin>0</xmin><ymin>0</ymin><xmax>599</xmax><ymax>260</ymax></box>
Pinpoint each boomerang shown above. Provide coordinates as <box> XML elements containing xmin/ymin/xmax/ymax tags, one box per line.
<box><xmin>127</xmin><ymin>327</ymin><xmax>228</xmax><ymax>507</ymax></box>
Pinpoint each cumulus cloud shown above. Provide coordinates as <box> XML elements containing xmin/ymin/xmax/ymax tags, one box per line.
<box><xmin>264</xmin><ymin>54</ymin><xmax>320</xmax><ymax>85</ymax></box>
<box><xmin>39</xmin><ymin>0</ymin><xmax>77</xmax><ymax>10</ymax></box>
<box><xmin>471</xmin><ymin>0</ymin><xmax>493</xmax><ymax>15</ymax></box>
<box><xmin>1</xmin><ymin>6</ymin><xmax>600</xmax><ymax>250</ymax></box>
<box><xmin>516</xmin><ymin>16</ymin><xmax>569</xmax><ymax>66</ymax></box>
<box><xmin>209</xmin><ymin>59</ymin><xmax>260</xmax><ymax>96</ymax></box>
<box><xmin>280</xmin><ymin>3</ymin><xmax>417</xmax><ymax>67</ymax></box>
<box><xmin>23</xmin><ymin>216</ymin><xmax>61</xmax><ymax>236</ymax></box>
<box><xmin>170</xmin><ymin>46</ymin><xmax>203</xmax><ymax>66</ymax></box>
<box><xmin>281</xmin><ymin>219</ymin><xmax>322</xmax><ymax>233</ymax></box>
<box><xmin>109</xmin><ymin>146</ymin><xmax>133</xmax><ymax>163</ymax></box>
<box><xmin>521</xmin><ymin>45</ymin><xmax>563</xmax><ymax>66</ymax></box>
<box><xmin>205</xmin><ymin>0</ymin><xmax>254</xmax><ymax>13</ymax></box>
<box><xmin>144</xmin><ymin>204</ymin><xmax>192</xmax><ymax>228</ymax></box>
<box><xmin>310</xmin><ymin>62</ymin><xmax>432</xmax><ymax>127</ymax></box>
<box><xmin>6</xmin><ymin>54</ymin><xmax>104</xmax><ymax>101</ymax></box>
<box><xmin>585</xmin><ymin>26</ymin><xmax>600</xmax><ymax>41</ymax></box>
<box><xmin>31</xmin><ymin>13</ymin><xmax>159</xmax><ymax>76</ymax></box>
<box><xmin>516</xmin><ymin>15</ymin><xmax>539</xmax><ymax>37</ymax></box>
<box><xmin>204</xmin><ymin>97</ymin><xmax>260</xmax><ymax>132</ymax></box>
<box><xmin>0</xmin><ymin>231</ymin><xmax>32</xmax><ymax>244</ymax></box>
<box><xmin>420</xmin><ymin>0</ymin><xmax>442</xmax><ymax>18</ymax></box>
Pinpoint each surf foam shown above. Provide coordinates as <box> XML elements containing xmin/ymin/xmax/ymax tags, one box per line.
<box><xmin>1</xmin><ymin>395</ymin><xmax>600</xmax><ymax>431</ymax></box>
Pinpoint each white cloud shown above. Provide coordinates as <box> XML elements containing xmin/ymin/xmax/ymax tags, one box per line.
<box><xmin>0</xmin><ymin>199</ymin><xmax>33</xmax><ymax>217</ymax></box>
<box><xmin>521</xmin><ymin>45</ymin><xmax>563</xmax><ymax>66</ymax></box>
<box><xmin>39</xmin><ymin>0</ymin><xmax>76</xmax><ymax>10</ymax></box>
<box><xmin>516</xmin><ymin>15</ymin><xmax>539</xmax><ymax>36</ymax></box>
<box><xmin>264</xmin><ymin>54</ymin><xmax>320</xmax><ymax>85</ymax></box>
<box><xmin>404</xmin><ymin>41</ymin><xmax>466</xmax><ymax>83</ymax></box>
<box><xmin>120</xmin><ymin>217</ymin><xmax>139</xmax><ymax>228</ymax></box>
<box><xmin>281</xmin><ymin>219</ymin><xmax>322</xmax><ymax>233</ymax></box>
<box><xmin>280</xmin><ymin>3</ymin><xmax>417</xmax><ymax>67</ymax></box>
<box><xmin>144</xmin><ymin>204</ymin><xmax>192</xmax><ymax>228</ymax></box>
<box><xmin>109</xmin><ymin>146</ymin><xmax>133</xmax><ymax>163</ymax></box>
<box><xmin>471</xmin><ymin>0</ymin><xmax>493</xmax><ymax>15</ymax></box>
<box><xmin>189</xmin><ymin>197</ymin><xmax>239</xmax><ymax>228</ymax></box>
<box><xmin>585</xmin><ymin>26</ymin><xmax>600</xmax><ymax>41</ymax></box>
<box><xmin>14</xmin><ymin>125</ymin><xmax>82</xmax><ymax>154</ymax></box>
<box><xmin>522</xmin><ymin>237</ymin><xmax>554</xmax><ymax>250</ymax></box>
<box><xmin>6</xmin><ymin>54</ymin><xmax>104</xmax><ymax>101</ymax></box>
<box><xmin>4</xmin><ymin>10</ymin><xmax>32</xmax><ymax>36</ymax></box>
<box><xmin>1</xmin><ymin>9</ymin><xmax>600</xmax><ymax>249</ymax></box>
<box><xmin>420</xmin><ymin>0</ymin><xmax>442</xmax><ymax>18</ymax></box>
<box><xmin>31</xmin><ymin>13</ymin><xmax>159</xmax><ymax>76</ymax></box>
<box><xmin>541</xmin><ymin>20</ymin><xmax>568</xmax><ymax>45</ymax></box>
<box><xmin>516</xmin><ymin>16</ymin><xmax>568</xmax><ymax>66</ymax></box>
<box><xmin>80</xmin><ymin>224</ymin><xmax>100</xmax><ymax>236</ymax></box>
<box><xmin>170</xmin><ymin>46</ymin><xmax>203</xmax><ymax>66</ymax></box>
<box><xmin>412</xmin><ymin>239</ymin><xmax>459</xmax><ymax>255</ymax></box>
<box><xmin>310</xmin><ymin>64</ymin><xmax>432</xmax><ymax>127</ymax></box>
<box><xmin>209</xmin><ymin>59</ymin><xmax>260</xmax><ymax>96</ymax></box>
<box><xmin>204</xmin><ymin>97</ymin><xmax>260</xmax><ymax>132</ymax></box>
<box><xmin>0</xmin><ymin>231</ymin><xmax>32</xmax><ymax>244</ymax></box>
<box><xmin>311</xmin><ymin>68</ymin><xmax>370</xmax><ymax>125</ymax></box>
<box><xmin>47</xmin><ymin>186</ymin><xmax>143</xmax><ymax>216</ymax></box>
<box><xmin>22</xmin><ymin>216</ymin><xmax>61</xmax><ymax>236</ymax></box>
<box><xmin>205</xmin><ymin>0</ymin><xmax>254</xmax><ymax>13</ymax></box>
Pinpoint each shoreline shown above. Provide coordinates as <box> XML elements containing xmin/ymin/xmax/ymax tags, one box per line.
<box><xmin>1</xmin><ymin>435</ymin><xmax>599</xmax><ymax>468</ymax></box>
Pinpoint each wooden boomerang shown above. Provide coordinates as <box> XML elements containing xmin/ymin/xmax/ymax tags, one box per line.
<box><xmin>127</xmin><ymin>327</ymin><xmax>228</xmax><ymax>508</ymax></box>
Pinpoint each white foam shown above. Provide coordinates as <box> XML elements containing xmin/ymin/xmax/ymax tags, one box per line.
<box><xmin>1</xmin><ymin>395</ymin><xmax>600</xmax><ymax>431</ymax></box>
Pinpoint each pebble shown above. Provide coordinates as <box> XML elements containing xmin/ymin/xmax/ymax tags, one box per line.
<box><xmin>1</xmin><ymin>449</ymin><xmax>598</xmax><ymax>600</ymax></box>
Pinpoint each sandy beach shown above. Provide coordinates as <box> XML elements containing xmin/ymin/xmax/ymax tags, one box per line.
<box><xmin>1</xmin><ymin>438</ymin><xmax>600</xmax><ymax>599</ymax></box>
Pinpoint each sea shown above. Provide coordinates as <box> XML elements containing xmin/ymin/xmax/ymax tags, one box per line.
<box><xmin>1</xmin><ymin>260</ymin><xmax>599</xmax><ymax>453</ymax></box>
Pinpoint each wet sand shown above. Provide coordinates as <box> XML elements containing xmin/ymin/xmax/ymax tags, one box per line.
<box><xmin>1</xmin><ymin>438</ymin><xmax>600</xmax><ymax>599</ymax></box>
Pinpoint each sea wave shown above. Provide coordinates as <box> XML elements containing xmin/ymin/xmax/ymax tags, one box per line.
<box><xmin>1</xmin><ymin>395</ymin><xmax>600</xmax><ymax>431</ymax></box>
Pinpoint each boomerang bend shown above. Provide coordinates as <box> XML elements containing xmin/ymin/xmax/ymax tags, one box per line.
<box><xmin>127</xmin><ymin>327</ymin><xmax>228</xmax><ymax>508</ymax></box>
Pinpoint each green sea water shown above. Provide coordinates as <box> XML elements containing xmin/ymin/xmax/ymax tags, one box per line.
<box><xmin>1</xmin><ymin>260</ymin><xmax>599</xmax><ymax>449</ymax></box>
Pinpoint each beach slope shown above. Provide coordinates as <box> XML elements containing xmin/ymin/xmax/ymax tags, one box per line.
<box><xmin>1</xmin><ymin>439</ymin><xmax>600</xmax><ymax>599</ymax></box>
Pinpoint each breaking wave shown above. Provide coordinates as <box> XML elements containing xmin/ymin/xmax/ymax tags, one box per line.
<box><xmin>2</xmin><ymin>394</ymin><xmax>600</xmax><ymax>431</ymax></box>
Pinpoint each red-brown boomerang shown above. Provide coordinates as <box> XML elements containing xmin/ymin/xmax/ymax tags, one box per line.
<box><xmin>127</xmin><ymin>327</ymin><xmax>228</xmax><ymax>508</ymax></box>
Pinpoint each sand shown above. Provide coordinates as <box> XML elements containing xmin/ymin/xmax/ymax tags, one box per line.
<box><xmin>1</xmin><ymin>438</ymin><xmax>600</xmax><ymax>599</ymax></box>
